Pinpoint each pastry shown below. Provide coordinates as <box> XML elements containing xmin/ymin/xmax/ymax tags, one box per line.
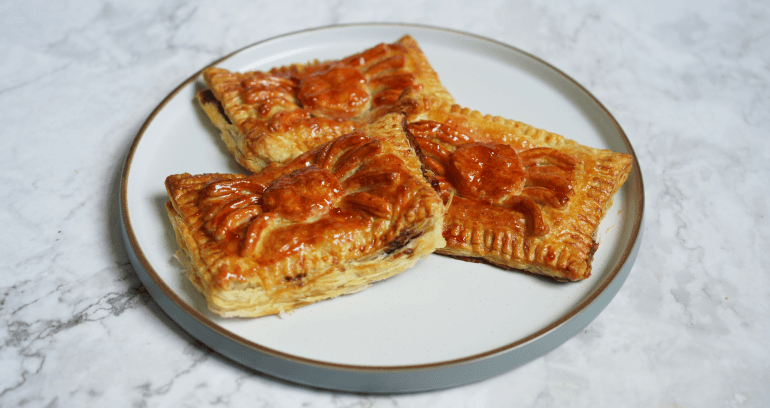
<box><xmin>196</xmin><ymin>35</ymin><xmax>454</xmax><ymax>172</ymax></box>
<box><xmin>165</xmin><ymin>113</ymin><xmax>447</xmax><ymax>317</ymax></box>
<box><xmin>394</xmin><ymin>90</ymin><xmax>633</xmax><ymax>281</ymax></box>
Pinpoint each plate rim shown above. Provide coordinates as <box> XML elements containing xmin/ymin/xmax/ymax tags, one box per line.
<box><xmin>120</xmin><ymin>22</ymin><xmax>645</xmax><ymax>377</ymax></box>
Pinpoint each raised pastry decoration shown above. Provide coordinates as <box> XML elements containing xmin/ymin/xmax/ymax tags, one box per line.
<box><xmin>165</xmin><ymin>113</ymin><xmax>447</xmax><ymax>317</ymax></box>
<box><xmin>396</xmin><ymin>90</ymin><xmax>633</xmax><ymax>281</ymax></box>
<box><xmin>196</xmin><ymin>35</ymin><xmax>454</xmax><ymax>172</ymax></box>
<box><xmin>409</xmin><ymin>120</ymin><xmax>578</xmax><ymax>237</ymax></box>
<box><xmin>297</xmin><ymin>66</ymin><xmax>370</xmax><ymax>119</ymax></box>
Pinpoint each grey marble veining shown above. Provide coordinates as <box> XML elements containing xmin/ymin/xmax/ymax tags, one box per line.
<box><xmin>1</xmin><ymin>0</ymin><xmax>769</xmax><ymax>406</ymax></box>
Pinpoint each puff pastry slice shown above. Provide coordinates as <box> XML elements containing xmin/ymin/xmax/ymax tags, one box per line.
<box><xmin>197</xmin><ymin>35</ymin><xmax>454</xmax><ymax>172</ymax></box>
<box><xmin>165</xmin><ymin>113</ymin><xmax>446</xmax><ymax>317</ymax></box>
<box><xmin>394</xmin><ymin>90</ymin><xmax>633</xmax><ymax>281</ymax></box>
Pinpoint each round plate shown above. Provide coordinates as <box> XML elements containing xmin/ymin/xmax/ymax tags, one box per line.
<box><xmin>120</xmin><ymin>23</ymin><xmax>644</xmax><ymax>393</ymax></box>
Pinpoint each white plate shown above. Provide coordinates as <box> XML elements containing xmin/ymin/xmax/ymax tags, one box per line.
<box><xmin>120</xmin><ymin>23</ymin><xmax>644</xmax><ymax>393</ymax></box>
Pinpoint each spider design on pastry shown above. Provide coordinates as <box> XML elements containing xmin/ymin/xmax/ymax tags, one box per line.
<box><xmin>393</xmin><ymin>89</ymin><xmax>633</xmax><ymax>281</ymax></box>
<box><xmin>197</xmin><ymin>35</ymin><xmax>454</xmax><ymax>171</ymax></box>
<box><xmin>197</xmin><ymin>129</ymin><xmax>431</xmax><ymax>262</ymax></box>
<box><xmin>409</xmin><ymin>119</ymin><xmax>577</xmax><ymax>237</ymax></box>
<box><xmin>164</xmin><ymin>113</ymin><xmax>447</xmax><ymax>317</ymax></box>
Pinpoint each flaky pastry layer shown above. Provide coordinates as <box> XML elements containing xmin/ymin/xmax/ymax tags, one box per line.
<box><xmin>165</xmin><ymin>113</ymin><xmax>446</xmax><ymax>317</ymax></box>
<box><xmin>197</xmin><ymin>35</ymin><xmax>454</xmax><ymax>172</ymax></box>
<box><xmin>394</xmin><ymin>90</ymin><xmax>633</xmax><ymax>281</ymax></box>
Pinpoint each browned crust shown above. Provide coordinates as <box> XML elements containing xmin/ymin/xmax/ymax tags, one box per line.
<box><xmin>393</xmin><ymin>90</ymin><xmax>633</xmax><ymax>281</ymax></box>
<box><xmin>165</xmin><ymin>113</ymin><xmax>447</xmax><ymax>317</ymax></box>
<box><xmin>198</xmin><ymin>35</ymin><xmax>454</xmax><ymax>172</ymax></box>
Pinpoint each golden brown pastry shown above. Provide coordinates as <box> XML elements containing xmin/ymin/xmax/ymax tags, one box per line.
<box><xmin>394</xmin><ymin>90</ymin><xmax>633</xmax><ymax>281</ymax></box>
<box><xmin>165</xmin><ymin>113</ymin><xmax>447</xmax><ymax>317</ymax></box>
<box><xmin>197</xmin><ymin>35</ymin><xmax>454</xmax><ymax>172</ymax></box>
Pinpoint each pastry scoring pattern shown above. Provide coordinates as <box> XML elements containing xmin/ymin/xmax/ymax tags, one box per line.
<box><xmin>408</xmin><ymin>120</ymin><xmax>577</xmax><ymax>237</ymax></box>
<box><xmin>232</xmin><ymin>41</ymin><xmax>418</xmax><ymax>126</ymax></box>
<box><xmin>173</xmin><ymin>129</ymin><xmax>436</xmax><ymax>275</ymax></box>
<box><xmin>164</xmin><ymin>113</ymin><xmax>447</xmax><ymax>317</ymax></box>
<box><xmin>394</xmin><ymin>89</ymin><xmax>633</xmax><ymax>281</ymax></box>
<box><xmin>198</xmin><ymin>35</ymin><xmax>454</xmax><ymax>171</ymax></box>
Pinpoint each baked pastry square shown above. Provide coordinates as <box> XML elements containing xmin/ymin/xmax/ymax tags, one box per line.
<box><xmin>165</xmin><ymin>113</ymin><xmax>446</xmax><ymax>317</ymax></box>
<box><xmin>197</xmin><ymin>35</ymin><xmax>454</xmax><ymax>172</ymax></box>
<box><xmin>394</xmin><ymin>90</ymin><xmax>633</xmax><ymax>281</ymax></box>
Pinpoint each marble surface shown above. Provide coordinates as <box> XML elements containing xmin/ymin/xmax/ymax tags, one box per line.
<box><xmin>1</xmin><ymin>0</ymin><xmax>768</xmax><ymax>406</ymax></box>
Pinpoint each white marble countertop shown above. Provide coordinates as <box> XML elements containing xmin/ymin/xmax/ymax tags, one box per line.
<box><xmin>2</xmin><ymin>0</ymin><xmax>769</xmax><ymax>406</ymax></box>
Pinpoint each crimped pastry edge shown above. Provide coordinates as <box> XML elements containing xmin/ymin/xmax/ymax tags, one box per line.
<box><xmin>198</xmin><ymin>35</ymin><xmax>455</xmax><ymax>172</ymax></box>
<box><xmin>196</xmin><ymin>90</ymin><xmax>269</xmax><ymax>171</ymax></box>
<box><xmin>395</xmin><ymin>90</ymin><xmax>634</xmax><ymax>281</ymax></box>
